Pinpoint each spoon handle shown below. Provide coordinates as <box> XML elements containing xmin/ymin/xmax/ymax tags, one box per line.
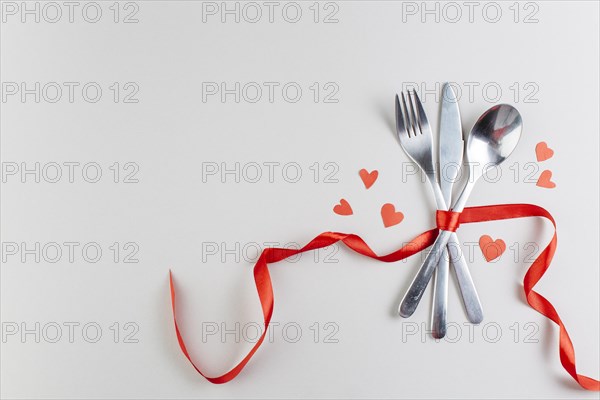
<box><xmin>450</xmin><ymin>179</ymin><xmax>475</xmax><ymax>212</ymax></box>
<box><xmin>448</xmin><ymin>233</ymin><xmax>484</xmax><ymax>323</ymax></box>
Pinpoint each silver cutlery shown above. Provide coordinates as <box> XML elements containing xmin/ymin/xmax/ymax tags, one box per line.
<box><xmin>398</xmin><ymin>104</ymin><xmax>523</xmax><ymax>317</ymax></box>
<box><xmin>395</xmin><ymin>88</ymin><xmax>483</xmax><ymax>331</ymax></box>
<box><xmin>432</xmin><ymin>83</ymin><xmax>462</xmax><ymax>338</ymax></box>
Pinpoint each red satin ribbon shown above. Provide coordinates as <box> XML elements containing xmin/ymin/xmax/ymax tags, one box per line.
<box><xmin>169</xmin><ymin>203</ymin><xmax>599</xmax><ymax>390</ymax></box>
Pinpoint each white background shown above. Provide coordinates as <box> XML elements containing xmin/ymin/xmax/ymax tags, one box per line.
<box><xmin>1</xmin><ymin>1</ymin><xmax>599</xmax><ymax>399</ymax></box>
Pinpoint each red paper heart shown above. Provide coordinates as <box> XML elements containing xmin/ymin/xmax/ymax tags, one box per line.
<box><xmin>381</xmin><ymin>203</ymin><xmax>404</xmax><ymax>227</ymax></box>
<box><xmin>536</xmin><ymin>170</ymin><xmax>556</xmax><ymax>189</ymax></box>
<box><xmin>333</xmin><ymin>199</ymin><xmax>353</xmax><ymax>216</ymax></box>
<box><xmin>535</xmin><ymin>142</ymin><xmax>554</xmax><ymax>162</ymax></box>
<box><xmin>479</xmin><ymin>235</ymin><xmax>506</xmax><ymax>262</ymax></box>
<box><xmin>359</xmin><ymin>169</ymin><xmax>378</xmax><ymax>189</ymax></box>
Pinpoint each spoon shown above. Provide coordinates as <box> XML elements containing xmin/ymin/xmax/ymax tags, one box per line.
<box><xmin>399</xmin><ymin>104</ymin><xmax>523</xmax><ymax>318</ymax></box>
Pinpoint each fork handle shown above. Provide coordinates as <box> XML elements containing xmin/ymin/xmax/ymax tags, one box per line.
<box><xmin>399</xmin><ymin>230</ymin><xmax>452</xmax><ymax>317</ymax></box>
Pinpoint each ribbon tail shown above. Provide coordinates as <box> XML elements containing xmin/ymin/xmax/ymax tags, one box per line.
<box><xmin>168</xmin><ymin>230</ymin><xmax>435</xmax><ymax>383</ymax></box>
<box><xmin>168</xmin><ymin>204</ymin><xmax>599</xmax><ymax>390</ymax></box>
<box><xmin>461</xmin><ymin>204</ymin><xmax>599</xmax><ymax>391</ymax></box>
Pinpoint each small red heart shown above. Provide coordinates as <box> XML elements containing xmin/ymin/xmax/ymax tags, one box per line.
<box><xmin>359</xmin><ymin>169</ymin><xmax>378</xmax><ymax>189</ymax></box>
<box><xmin>535</xmin><ymin>142</ymin><xmax>554</xmax><ymax>162</ymax></box>
<box><xmin>479</xmin><ymin>235</ymin><xmax>506</xmax><ymax>262</ymax></box>
<box><xmin>536</xmin><ymin>170</ymin><xmax>556</xmax><ymax>189</ymax></box>
<box><xmin>381</xmin><ymin>203</ymin><xmax>404</xmax><ymax>228</ymax></box>
<box><xmin>333</xmin><ymin>199</ymin><xmax>353</xmax><ymax>216</ymax></box>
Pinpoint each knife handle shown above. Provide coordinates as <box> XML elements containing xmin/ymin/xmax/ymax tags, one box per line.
<box><xmin>431</xmin><ymin>248</ymin><xmax>449</xmax><ymax>338</ymax></box>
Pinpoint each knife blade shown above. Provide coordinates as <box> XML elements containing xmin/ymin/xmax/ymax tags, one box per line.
<box><xmin>439</xmin><ymin>83</ymin><xmax>464</xmax><ymax>200</ymax></box>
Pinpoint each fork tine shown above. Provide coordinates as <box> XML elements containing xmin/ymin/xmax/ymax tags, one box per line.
<box><xmin>395</xmin><ymin>94</ymin><xmax>407</xmax><ymax>139</ymax></box>
<box><xmin>412</xmin><ymin>89</ymin><xmax>430</xmax><ymax>136</ymax></box>
<box><xmin>400</xmin><ymin>92</ymin><xmax>414</xmax><ymax>137</ymax></box>
<box><xmin>407</xmin><ymin>91</ymin><xmax>421</xmax><ymax>135</ymax></box>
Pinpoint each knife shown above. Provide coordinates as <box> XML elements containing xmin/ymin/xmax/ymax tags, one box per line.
<box><xmin>432</xmin><ymin>83</ymin><xmax>483</xmax><ymax>337</ymax></box>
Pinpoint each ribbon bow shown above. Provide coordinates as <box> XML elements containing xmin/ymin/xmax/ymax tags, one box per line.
<box><xmin>169</xmin><ymin>203</ymin><xmax>599</xmax><ymax>390</ymax></box>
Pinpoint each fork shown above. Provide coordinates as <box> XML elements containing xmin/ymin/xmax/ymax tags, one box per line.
<box><xmin>395</xmin><ymin>90</ymin><xmax>483</xmax><ymax>325</ymax></box>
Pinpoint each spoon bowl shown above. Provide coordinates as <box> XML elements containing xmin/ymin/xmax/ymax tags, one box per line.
<box><xmin>466</xmin><ymin>104</ymin><xmax>523</xmax><ymax>180</ymax></box>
